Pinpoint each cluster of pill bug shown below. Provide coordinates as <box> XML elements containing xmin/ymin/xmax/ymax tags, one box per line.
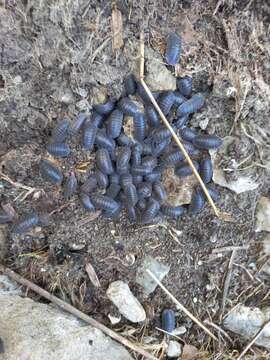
<box><xmin>0</xmin><ymin>32</ymin><xmax>223</xmax><ymax>234</ymax></box>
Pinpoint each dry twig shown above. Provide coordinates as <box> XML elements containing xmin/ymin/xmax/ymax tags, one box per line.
<box><xmin>0</xmin><ymin>265</ymin><xmax>158</xmax><ymax>360</ymax></box>
<box><xmin>111</xmin><ymin>3</ymin><xmax>123</xmax><ymax>50</ymax></box>
<box><xmin>146</xmin><ymin>269</ymin><xmax>218</xmax><ymax>341</ymax></box>
<box><xmin>220</xmin><ymin>249</ymin><xmax>237</xmax><ymax>319</ymax></box>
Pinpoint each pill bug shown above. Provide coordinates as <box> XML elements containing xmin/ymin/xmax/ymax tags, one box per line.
<box><xmin>188</xmin><ymin>189</ymin><xmax>206</xmax><ymax>215</ymax></box>
<box><xmin>133</xmin><ymin>112</ymin><xmax>146</xmax><ymax>141</ymax></box>
<box><xmin>96</xmin><ymin>148</ymin><xmax>114</xmax><ymax>175</ymax></box>
<box><xmin>91</xmin><ymin>193</ymin><xmax>119</xmax><ymax>212</ymax></box>
<box><xmin>131</xmin><ymin>143</ymin><xmax>142</xmax><ymax>166</ymax></box>
<box><xmin>205</xmin><ymin>184</ymin><xmax>220</xmax><ymax>202</ymax></box>
<box><xmin>51</xmin><ymin>118</ymin><xmax>70</xmax><ymax>143</ymax></box>
<box><xmin>174</xmin><ymin>114</ymin><xmax>189</xmax><ymax>129</ymax></box>
<box><xmin>199</xmin><ymin>158</ymin><xmax>213</xmax><ymax>183</ymax></box>
<box><xmin>83</xmin><ymin>123</ymin><xmax>98</xmax><ymax>151</ymax></box>
<box><xmin>116</xmin><ymin>146</ymin><xmax>132</xmax><ymax>174</ymax></box>
<box><xmin>94</xmin><ymin>100</ymin><xmax>115</xmax><ymax>115</ymax></box>
<box><xmin>161</xmin><ymin>205</ymin><xmax>184</xmax><ymax>219</ymax></box>
<box><xmin>142</xmin><ymin>143</ymin><xmax>153</xmax><ymax>156</ymax></box>
<box><xmin>144</xmin><ymin>168</ymin><xmax>162</xmax><ymax>183</ymax></box>
<box><xmin>118</xmin><ymin>97</ymin><xmax>139</xmax><ymax>116</ymax></box>
<box><xmin>0</xmin><ymin>210</ymin><xmax>14</xmax><ymax>224</ymax></box>
<box><xmin>90</xmin><ymin>111</ymin><xmax>104</xmax><ymax>128</ymax></box>
<box><xmin>95</xmin><ymin>130</ymin><xmax>116</xmax><ymax>151</ymax></box>
<box><xmin>137</xmin><ymin>198</ymin><xmax>147</xmax><ymax>211</ymax></box>
<box><xmin>137</xmin><ymin>182</ymin><xmax>152</xmax><ymax>198</ymax></box>
<box><xmin>124</xmin><ymin>184</ymin><xmax>138</xmax><ymax>206</ymax></box>
<box><xmin>145</xmin><ymin>105</ymin><xmax>160</xmax><ymax>128</ymax></box>
<box><xmin>141</xmin><ymin>156</ymin><xmax>158</xmax><ymax>170</ymax></box>
<box><xmin>151</xmin><ymin>137</ymin><xmax>171</xmax><ymax>157</ymax></box>
<box><xmin>124</xmin><ymin>74</ymin><xmax>137</xmax><ymax>96</ymax></box>
<box><xmin>192</xmin><ymin>134</ymin><xmax>222</xmax><ymax>150</ymax></box>
<box><xmin>13</xmin><ymin>212</ymin><xmax>39</xmax><ymax>234</ymax></box>
<box><xmin>165</xmin><ymin>32</ymin><xmax>182</xmax><ymax>66</ymax></box>
<box><xmin>69</xmin><ymin>113</ymin><xmax>87</xmax><ymax>135</ymax></box>
<box><xmin>161</xmin><ymin>149</ymin><xmax>185</xmax><ymax>167</ymax></box>
<box><xmin>120</xmin><ymin>173</ymin><xmax>133</xmax><ymax>189</ymax></box>
<box><xmin>126</xmin><ymin>204</ymin><xmax>138</xmax><ymax>223</ymax></box>
<box><xmin>109</xmin><ymin>173</ymin><xmax>120</xmax><ymax>184</ymax></box>
<box><xmin>152</xmin><ymin>126</ymin><xmax>173</xmax><ymax>142</ymax></box>
<box><xmin>177</xmin><ymin>94</ymin><xmax>205</xmax><ymax>117</ymax></box>
<box><xmin>106</xmin><ymin>109</ymin><xmax>124</xmax><ymax>139</ymax></box>
<box><xmin>176</xmin><ymin>76</ymin><xmax>192</xmax><ymax>98</ymax></box>
<box><xmin>159</xmin><ymin>91</ymin><xmax>175</xmax><ymax>116</ymax></box>
<box><xmin>106</xmin><ymin>183</ymin><xmax>121</xmax><ymax>199</ymax></box>
<box><xmin>131</xmin><ymin>164</ymin><xmax>152</xmax><ymax>176</ymax></box>
<box><xmin>153</xmin><ymin>181</ymin><xmax>166</xmax><ymax>203</ymax></box>
<box><xmin>175</xmin><ymin>160</ymin><xmax>199</xmax><ymax>177</ymax></box>
<box><xmin>117</xmin><ymin>133</ymin><xmax>132</xmax><ymax>146</ymax></box>
<box><xmin>46</xmin><ymin>143</ymin><xmax>71</xmax><ymax>158</ymax></box>
<box><xmin>39</xmin><ymin>159</ymin><xmax>63</xmax><ymax>184</ymax></box>
<box><xmin>161</xmin><ymin>309</ymin><xmax>176</xmax><ymax>333</ymax></box>
<box><xmin>80</xmin><ymin>193</ymin><xmax>95</xmax><ymax>212</ymax></box>
<box><xmin>95</xmin><ymin>169</ymin><xmax>109</xmax><ymax>188</ymax></box>
<box><xmin>180</xmin><ymin>127</ymin><xmax>197</xmax><ymax>142</ymax></box>
<box><xmin>64</xmin><ymin>172</ymin><xmax>78</xmax><ymax>199</ymax></box>
<box><xmin>103</xmin><ymin>201</ymin><xmax>122</xmax><ymax>219</ymax></box>
<box><xmin>133</xmin><ymin>175</ymin><xmax>143</xmax><ymax>185</ymax></box>
<box><xmin>141</xmin><ymin>198</ymin><xmax>160</xmax><ymax>224</ymax></box>
<box><xmin>136</xmin><ymin>82</ymin><xmax>151</xmax><ymax>103</ymax></box>
<box><xmin>80</xmin><ymin>175</ymin><xmax>97</xmax><ymax>193</ymax></box>
<box><xmin>173</xmin><ymin>91</ymin><xmax>186</xmax><ymax>107</ymax></box>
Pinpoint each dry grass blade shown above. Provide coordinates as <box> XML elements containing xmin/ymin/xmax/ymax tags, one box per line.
<box><xmin>138</xmin><ymin>31</ymin><xmax>228</xmax><ymax>220</ymax></box>
<box><xmin>111</xmin><ymin>3</ymin><xmax>123</xmax><ymax>50</ymax></box>
<box><xmin>0</xmin><ymin>265</ymin><xmax>158</xmax><ymax>360</ymax></box>
<box><xmin>146</xmin><ymin>269</ymin><xmax>218</xmax><ymax>341</ymax></box>
<box><xmin>220</xmin><ymin>249</ymin><xmax>237</xmax><ymax>319</ymax></box>
<box><xmin>85</xmin><ymin>263</ymin><xmax>101</xmax><ymax>288</ymax></box>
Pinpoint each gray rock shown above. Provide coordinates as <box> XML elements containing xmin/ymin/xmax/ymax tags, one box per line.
<box><xmin>106</xmin><ymin>281</ymin><xmax>146</xmax><ymax>323</ymax></box>
<box><xmin>136</xmin><ymin>256</ymin><xmax>170</xmax><ymax>295</ymax></box>
<box><xmin>60</xmin><ymin>88</ymin><xmax>75</xmax><ymax>104</ymax></box>
<box><xmin>166</xmin><ymin>340</ymin><xmax>182</xmax><ymax>358</ymax></box>
<box><xmin>0</xmin><ymin>275</ymin><xmax>22</xmax><ymax>296</ymax></box>
<box><xmin>255</xmin><ymin>197</ymin><xmax>270</xmax><ymax>232</ymax></box>
<box><xmin>224</xmin><ymin>305</ymin><xmax>270</xmax><ymax>350</ymax></box>
<box><xmin>0</xmin><ymin>294</ymin><xmax>133</xmax><ymax>360</ymax></box>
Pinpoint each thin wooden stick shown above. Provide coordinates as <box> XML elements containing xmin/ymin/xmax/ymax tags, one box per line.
<box><xmin>0</xmin><ymin>265</ymin><xmax>158</xmax><ymax>360</ymax></box>
<box><xmin>236</xmin><ymin>319</ymin><xmax>270</xmax><ymax>360</ymax></box>
<box><xmin>220</xmin><ymin>249</ymin><xmax>237</xmax><ymax>319</ymax></box>
<box><xmin>139</xmin><ymin>31</ymin><xmax>231</xmax><ymax>220</ymax></box>
<box><xmin>146</xmin><ymin>269</ymin><xmax>218</xmax><ymax>341</ymax></box>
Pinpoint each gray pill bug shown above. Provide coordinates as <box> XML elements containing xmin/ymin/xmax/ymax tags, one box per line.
<box><xmin>162</xmin><ymin>149</ymin><xmax>185</xmax><ymax>167</ymax></box>
<box><xmin>174</xmin><ymin>114</ymin><xmax>189</xmax><ymax>129</ymax></box>
<box><xmin>131</xmin><ymin>164</ymin><xmax>152</xmax><ymax>176</ymax></box>
<box><xmin>95</xmin><ymin>130</ymin><xmax>116</xmax><ymax>151</ymax></box>
<box><xmin>46</xmin><ymin>143</ymin><xmax>71</xmax><ymax>158</ymax></box>
<box><xmin>133</xmin><ymin>112</ymin><xmax>146</xmax><ymax>141</ymax></box>
<box><xmin>95</xmin><ymin>169</ymin><xmax>109</xmax><ymax>188</ymax></box>
<box><xmin>91</xmin><ymin>193</ymin><xmax>119</xmax><ymax>212</ymax></box>
<box><xmin>158</xmin><ymin>91</ymin><xmax>175</xmax><ymax>116</ymax></box>
<box><xmin>165</xmin><ymin>32</ymin><xmax>182</xmax><ymax>66</ymax></box>
<box><xmin>90</xmin><ymin>112</ymin><xmax>104</xmax><ymax>128</ymax></box>
<box><xmin>80</xmin><ymin>193</ymin><xmax>95</xmax><ymax>212</ymax></box>
<box><xmin>0</xmin><ymin>209</ymin><xmax>14</xmax><ymax>224</ymax></box>
<box><xmin>106</xmin><ymin>109</ymin><xmax>124</xmax><ymax>139</ymax></box>
<box><xmin>83</xmin><ymin>123</ymin><xmax>98</xmax><ymax>151</ymax></box>
<box><xmin>141</xmin><ymin>198</ymin><xmax>160</xmax><ymax>224</ymax></box>
<box><xmin>145</xmin><ymin>105</ymin><xmax>160</xmax><ymax>128</ymax></box>
<box><xmin>180</xmin><ymin>127</ymin><xmax>197</xmax><ymax>142</ymax></box>
<box><xmin>51</xmin><ymin>118</ymin><xmax>70</xmax><ymax>143</ymax></box>
<box><xmin>80</xmin><ymin>174</ymin><xmax>97</xmax><ymax>193</ymax></box>
<box><xmin>116</xmin><ymin>146</ymin><xmax>131</xmax><ymax>175</ymax></box>
<box><xmin>175</xmin><ymin>160</ymin><xmax>199</xmax><ymax>177</ymax></box>
<box><xmin>189</xmin><ymin>189</ymin><xmax>206</xmax><ymax>215</ymax></box>
<box><xmin>13</xmin><ymin>212</ymin><xmax>39</xmax><ymax>234</ymax></box>
<box><xmin>192</xmin><ymin>134</ymin><xmax>222</xmax><ymax>150</ymax></box>
<box><xmin>205</xmin><ymin>184</ymin><xmax>220</xmax><ymax>202</ymax></box>
<box><xmin>153</xmin><ymin>181</ymin><xmax>166</xmax><ymax>203</ymax></box>
<box><xmin>106</xmin><ymin>183</ymin><xmax>121</xmax><ymax>199</ymax></box>
<box><xmin>69</xmin><ymin>113</ymin><xmax>87</xmax><ymax>135</ymax></box>
<box><xmin>177</xmin><ymin>94</ymin><xmax>205</xmax><ymax>117</ymax></box>
<box><xmin>133</xmin><ymin>175</ymin><xmax>143</xmax><ymax>185</ymax></box>
<box><xmin>161</xmin><ymin>205</ymin><xmax>184</xmax><ymax>219</ymax></box>
<box><xmin>120</xmin><ymin>173</ymin><xmax>133</xmax><ymax>189</ymax></box>
<box><xmin>124</xmin><ymin>74</ymin><xmax>137</xmax><ymax>96</ymax></box>
<box><xmin>199</xmin><ymin>158</ymin><xmax>213</xmax><ymax>183</ymax></box>
<box><xmin>118</xmin><ymin>97</ymin><xmax>139</xmax><ymax>116</ymax></box>
<box><xmin>131</xmin><ymin>143</ymin><xmax>143</xmax><ymax>166</ymax></box>
<box><xmin>96</xmin><ymin>148</ymin><xmax>114</xmax><ymax>175</ymax></box>
<box><xmin>137</xmin><ymin>198</ymin><xmax>147</xmax><ymax>211</ymax></box>
<box><xmin>176</xmin><ymin>76</ymin><xmax>192</xmax><ymax>98</ymax></box>
<box><xmin>124</xmin><ymin>184</ymin><xmax>138</xmax><ymax>206</ymax></box>
<box><xmin>109</xmin><ymin>173</ymin><xmax>120</xmax><ymax>184</ymax></box>
<box><xmin>152</xmin><ymin>126</ymin><xmax>173</xmax><ymax>142</ymax></box>
<box><xmin>142</xmin><ymin>143</ymin><xmax>153</xmax><ymax>156</ymax></box>
<box><xmin>117</xmin><ymin>133</ymin><xmax>132</xmax><ymax>146</ymax></box>
<box><xmin>137</xmin><ymin>182</ymin><xmax>152</xmax><ymax>198</ymax></box>
<box><xmin>145</xmin><ymin>168</ymin><xmax>162</xmax><ymax>183</ymax></box>
<box><xmin>94</xmin><ymin>100</ymin><xmax>115</xmax><ymax>115</ymax></box>
<box><xmin>151</xmin><ymin>137</ymin><xmax>171</xmax><ymax>157</ymax></box>
<box><xmin>64</xmin><ymin>172</ymin><xmax>78</xmax><ymax>199</ymax></box>
<box><xmin>126</xmin><ymin>204</ymin><xmax>138</xmax><ymax>223</ymax></box>
<box><xmin>173</xmin><ymin>91</ymin><xmax>186</xmax><ymax>107</ymax></box>
<box><xmin>39</xmin><ymin>159</ymin><xmax>63</xmax><ymax>184</ymax></box>
<box><xmin>141</xmin><ymin>156</ymin><xmax>157</xmax><ymax>170</ymax></box>
<box><xmin>161</xmin><ymin>308</ymin><xmax>176</xmax><ymax>333</ymax></box>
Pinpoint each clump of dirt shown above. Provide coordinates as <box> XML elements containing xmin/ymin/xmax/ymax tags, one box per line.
<box><xmin>1</xmin><ymin>1</ymin><xmax>270</xmax><ymax>359</ymax></box>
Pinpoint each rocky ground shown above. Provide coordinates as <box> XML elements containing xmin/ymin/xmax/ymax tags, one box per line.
<box><xmin>0</xmin><ymin>1</ymin><xmax>270</xmax><ymax>359</ymax></box>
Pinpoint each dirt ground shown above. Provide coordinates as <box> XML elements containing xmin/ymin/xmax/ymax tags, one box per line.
<box><xmin>0</xmin><ymin>1</ymin><xmax>270</xmax><ymax>359</ymax></box>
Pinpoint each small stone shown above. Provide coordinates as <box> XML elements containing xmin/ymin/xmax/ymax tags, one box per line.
<box><xmin>106</xmin><ymin>281</ymin><xmax>146</xmax><ymax>323</ymax></box>
<box><xmin>91</xmin><ymin>86</ymin><xmax>107</xmax><ymax>105</ymax></box>
<box><xmin>255</xmin><ymin>197</ymin><xmax>270</xmax><ymax>232</ymax></box>
<box><xmin>13</xmin><ymin>75</ymin><xmax>22</xmax><ymax>84</ymax></box>
<box><xmin>199</xmin><ymin>118</ymin><xmax>209</xmax><ymax>130</ymax></box>
<box><xmin>60</xmin><ymin>88</ymin><xmax>75</xmax><ymax>104</ymax></box>
<box><xmin>0</xmin><ymin>275</ymin><xmax>22</xmax><ymax>295</ymax></box>
<box><xmin>224</xmin><ymin>305</ymin><xmax>270</xmax><ymax>350</ymax></box>
<box><xmin>263</xmin><ymin>234</ymin><xmax>270</xmax><ymax>254</ymax></box>
<box><xmin>166</xmin><ymin>340</ymin><xmax>182</xmax><ymax>358</ymax></box>
<box><xmin>76</xmin><ymin>99</ymin><xmax>90</xmax><ymax>111</ymax></box>
<box><xmin>136</xmin><ymin>256</ymin><xmax>170</xmax><ymax>295</ymax></box>
<box><xmin>182</xmin><ymin>344</ymin><xmax>199</xmax><ymax>360</ymax></box>
<box><xmin>172</xmin><ymin>326</ymin><xmax>187</xmax><ymax>336</ymax></box>
<box><xmin>108</xmin><ymin>313</ymin><xmax>121</xmax><ymax>325</ymax></box>
<box><xmin>76</xmin><ymin>87</ymin><xmax>88</xmax><ymax>98</ymax></box>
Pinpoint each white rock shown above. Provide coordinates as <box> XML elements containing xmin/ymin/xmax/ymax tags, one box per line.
<box><xmin>166</xmin><ymin>340</ymin><xmax>182</xmax><ymax>358</ymax></box>
<box><xmin>136</xmin><ymin>256</ymin><xmax>170</xmax><ymax>295</ymax></box>
<box><xmin>172</xmin><ymin>326</ymin><xmax>187</xmax><ymax>336</ymax></box>
<box><xmin>60</xmin><ymin>88</ymin><xmax>75</xmax><ymax>104</ymax></box>
<box><xmin>108</xmin><ymin>313</ymin><xmax>121</xmax><ymax>325</ymax></box>
<box><xmin>0</xmin><ymin>275</ymin><xmax>22</xmax><ymax>296</ymax></box>
<box><xmin>255</xmin><ymin>197</ymin><xmax>270</xmax><ymax>232</ymax></box>
<box><xmin>106</xmin><ymin>281</ymin><xmax>146</xmax><ymax>323</ymax></box>
<box><xmin>0</xmin><ymin>294</ymin><xmax>133</xmax><ymax>360</ymax></box>
<box><xmin>224</xmin><ymin>305</ymin><xmax>270</xmax><ymax>350</ymax></box>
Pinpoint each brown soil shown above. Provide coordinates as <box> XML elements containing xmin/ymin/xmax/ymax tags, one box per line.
<box><xmin>1</xmin><ymin>1</ymin><xmax>270</xmax><ymax>359</ymax></box>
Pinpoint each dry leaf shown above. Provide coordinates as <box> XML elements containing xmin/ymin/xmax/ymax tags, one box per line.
<box><xmin>111</xmin><ymin>5</ymin><xmax>123</xmax><ymax>50</ymax></box>
<box><xmin>85</xmin><ymin>263</ymin><xmax>101</xmax><ymax>288</ymax></box>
